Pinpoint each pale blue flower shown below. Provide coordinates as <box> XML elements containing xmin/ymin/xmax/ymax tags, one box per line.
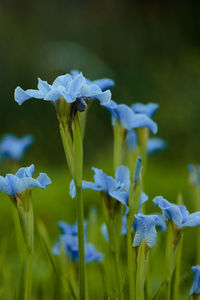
<box><xmin>104</xmin><ymin>100</ymin><xmax>158</xmax><ymax>133</ymax></box>
<box><xmin>188</xmin><ymin>164</ymin><xmax>200</xmax><ymax>187</ymax></box>
<box><xmin>70</xmin><ymin>165</ymin><xmax>130</xmax><ymax>207</ymax></box>
<box><xmin>53</xmin><ymin>221</ymin><xmax>104</xmax><ymax>264</ymax></box>
<box><xmin>153</xmin><ymin>196</ymin><xmax>200</xmax><ymax>228</ymax></box>
<box><xmin>14</xmin><ymin>72</ymin><xmax>111</xmax><ymax>107</ymax></box>
<box><xmin>70</xmin><ymin>70</ymin><xmax>114</xmax><ymax>91</ymax></box>
<box><xmin>131</xmin><ymin>102</ymin><xmax>159</xmax><ymax>118</ymax></box>
<box><xmin>0</xmin><ymin>134</ymin><xmax>33</xmax><ymax>161</ymax></box>
<box><xmin>190</xmin><ymin>265</ymin><xmax>200</xmax><ymax>296</ymax></box>
<box><xmin>0</xmin><ymin>164</ymin><xmax>51</xmax><ymax>198</ymax></box>
<box><xmin>147</xmin><ymin>138</ymin><xmax>166</xmax><ymax>154</ymax></box>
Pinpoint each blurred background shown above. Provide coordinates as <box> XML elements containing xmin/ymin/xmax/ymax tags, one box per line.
<box><xmin>0</xmin><ymin>1</ymin><xmax>200</xmax><ymax>297</ymax></box>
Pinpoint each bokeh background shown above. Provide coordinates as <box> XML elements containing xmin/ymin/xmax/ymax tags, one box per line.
<box><xmin>0</xmin><ymin>1</ymin><xmax>200</xmax><ymax>298</ymax></box>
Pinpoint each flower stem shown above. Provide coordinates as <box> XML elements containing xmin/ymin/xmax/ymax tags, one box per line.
<box><xmin>76</xmin><ymin>185</ymin><xmax>86</xmax><ymax>300</ymax></box>
<box><xmin>24</xmin><ymin>251</ymin><xmax>33</xmax><ymax>300</ymax></box>
<box><xmin>173</xmin><ymin>231</ymin><xmax>183</xmax><ymax>300</ymax></box>
<box><xmin>135</xmin><ymin>242</ymin><xmax>149</xmax><ymax>300</ymax></box>
<box><xmin>127</xmin><ymin>225</ymin><xmax>135</xmax><ymax>300</ymax></box>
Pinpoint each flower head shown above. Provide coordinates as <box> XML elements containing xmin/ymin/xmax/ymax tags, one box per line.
<box><xmin>153</xmin><ymin>196</ymin><xmax>200</xmax><ymax>228</ymax></box>
<box><xmin>131</xmin><ymin>102</ymin><xmax>159</xmax><ymax>118</ymax></box>
<box><xmin>70</xmin><ymin>70</ymin><xmax>115</xmax><ymax>91</ymax></box>
<box><xmin>0</xmin><ymin>134</ymin><xmax>33</xmax><ymax>161</ymax></box>
<box><xmin>14</xmin><ymin>72</ymin><xmax>111</xmax><ymax>108</ymax></box>
<box><xmin>104</xmin><ymin>100</ymin><xmax>157</xmax><ymax>133</ymax></box>
<box><xmin>53</xmin><ymin>220</ymin><xmax>104</xmax><ymax>264</ymax></box>
<box><xmin>190</xmin><ymin>265</ymin><xmax>200</xmax><ymax>296</ymax></box>
<box><xmin>70</xmin><ymin>165</ymin><xmax>130</xmax><ymax>207</ymax></box>
<box><xmin>188</xmin><ymin>164</ymin><xmax>200</xmax><ymax>187</ymax></box>
<box><xmin>0</xmin><ymin>164</ymin><xmax>51</xmax><ymax>199</ymax></box>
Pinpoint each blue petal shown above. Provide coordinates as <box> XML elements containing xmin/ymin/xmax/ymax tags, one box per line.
<box><xmin>133</xmin><ymin>213</ymin><xmax>157</xmax><ymax>248</ymax></box>
<box><xmin>14</xmin><ymin>87</ymin><xmax>43</xmax><ymax>105</ymax></box>
<box><xmin>115</xmin><ymin>166</ymin><xmax>130</xmax><ymax>190</ymax></box>
<box><xmin>37</xmin><ymin>78</ymin><xmax>51</xmax><ymax>94</ymax></box>
<box><xmin>85</xmin><ymin>243</ymin><xmax>104</xmax><ymax>264</ymax></box>
<box><xmin>15</xmin><ymin>177</ymin><xmax>44</xmax><ymax>194</ymax></box>
<box><xmin>131</xmin><ymin>113</ymin><xmax>158</xmax><ymax>134</ymax></box>
<box><xmin>152</xmin><ymin>214</ymin><xmax>167</xmax><ymax>231</ymax></box>
<box><xmin>37</xmin><ymin>173</ymin><xmax>51</xmax><ymax>188</ymax></box>
<box><xmin>126</xmin><ymin>130</ymin><xmax>138</xmax><ymax>151</ymax></box>
<box><xmin>190</xmin><ymin>265</ymin><xmax>200</xmax><ymax>296</ymax></box>
<box><xmin>52</xmin><ymin>74</ymin><xmax>72</xmax><ymax>89</ymax></box>
<box><xmin>183</xmin><ymin>212</ymin><xmax>200</xmax><ymax>227</ymax></box>
<box><xmin>138</xmin><ymin>192</ymin><xmax>149</xmax><ymax>213</ymax></box>
<box><xmin>16</xmin><ymin>164</ymin><xmax>35</xmax><ymax>178</ymax></box>
<box><xmin>69</xmin><ymin>180</ymin><xmax>76</xmax><ymax>198</ymax></box>
<box><xmin>0</xmin><ymin>176</ymin><xmax>12</xmax><ymax>195</ymax></box>
<box><xmin>147</xmin><ymin>138</ymin><xmax>166</xmax><ymax>154</ymax></box>
<box><xmin>131</xmin><ymin>103</ymin><xmax>159</xmax><ymax>118</ymax></box>
<box><xmin>92</xmin><ymin>78</ymin><xmax>115</xmax><ymax>91</ymax></box>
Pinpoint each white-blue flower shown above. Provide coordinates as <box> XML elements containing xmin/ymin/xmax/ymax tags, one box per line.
<box><xmin>153</xmin><ymin>196</ymin><xmax>200</xmax><ymax>228</ymax></box>
<box><xmin>190</xmin><ymin>265</ymin><xmax>200</xmax><ymax>296</ymax></box>
<box><xmin>0</xmin><ymin>164</ymin><xmax>51</xmax><ymax>198</ymax></box>
<box><xmin>104</xmin><ymin>100</ymin><xmax>158</xmax><ymax>133</ymax></box>
<box><xmin>70</xmin><ymin>165</ymin><xmax>130</xmax><ymax>207</ymax></box>
<box><xmin>0</xmin><ymin>134</ymin><xmax>33</xmax><ymax>161</ymax></box>
<box><xmin>14</xmin><ymin>72</ymin><xmax>111</xmax><ymax>106</ymax></box>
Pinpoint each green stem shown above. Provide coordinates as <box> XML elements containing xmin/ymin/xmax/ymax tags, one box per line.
<box><xmin>113</xmin><ymin>120</ymin><xmax>125</xmax><ymax>171</ymax></box>
<box><xmin>24</xmin><ymin>252</ymin><xmax>33</xmax><ymax>300</ymax></box>
<box><xmin>135</xmin><ymin>242</ymin><xmax>148</xmax><ymax>300</ymax></box>
<box><xmin>173</xmin><ymin>234</ymin><xmax>183</xmax><ymax>300</ymax></box>
<box><xmin>76</xmin><ymin>185</ymin><xmax>86</xmax><ymax>300</ymax></box>
<box><xmin>127</xmin><ymin>225</ymin><xmax>135</xmax><ymax>300</ymax></box>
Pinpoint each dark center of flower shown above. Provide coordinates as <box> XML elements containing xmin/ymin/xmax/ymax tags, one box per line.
<box><xmin>75</xmin><ymin>97</ymin><xmax>88</xmax><ymax>112</ymax></box>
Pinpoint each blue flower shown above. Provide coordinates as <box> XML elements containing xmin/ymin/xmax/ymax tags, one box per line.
<box><xmin>53</xmin><ymin>221</ymin><xmax>104</xmax><ymax>264</ymax></box>
<box><xmin>14</xmin><ymin>72</ymin><xmax>111</xmax><ymax>107</ymax></box>
<box><xmin>70</xmin><ymin>165</ymin><xmax>130</xmax><ymax>207</ymax></box>
<box><xmin>101</xmin><ymin>192</ymin><xmax>149</xmax><ymax>241</ymax></box>
<box><xmin>126</xmin><ymin>131</ymin><xmax>166</xmax><ymax>154</ymax></box>
<box><xmin>188</xmin><ymin>164</ymin><xmax>200</xmax><ymax>187</ymax></box>
<box><xmin>131</xmin><ymin>102</ymin><xmax>159</xmax><ymax>118</ymax></box>
<box><xmin>0</xmin><ymin>164</ymin><xmax>51</xmax><ymax>198</ymax></box>
<box><xmin>104</xmin><ymin>100</ymin><xmax>157</xmax><ymax>133</ymax></box>
<box><xmin>147</xmin><ymin>138</ymin><xmax>166</xmax><ymax>154</ymax></box>
<box><xmin>190</xmin><ymin>265</ymin><xmax>200</xmax><ymax>296</ymax></box>
<box><xmin>0</xmin><ymin>134</ymin><xmax>33</xmax><ymax>161</ymax></box>
<box><xmin>70</xmin><ymin>70</ymin><xmax>115</xmax><ymax>91</ymax></box>
<box><xmin>153</xmin><ymin>196</ymin><xmax>200</xmax><ymax>228</ymax></box>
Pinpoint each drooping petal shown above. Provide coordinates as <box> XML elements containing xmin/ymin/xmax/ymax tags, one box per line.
<box><xmin>92</xmin><ymin>78</ymin><xmax>115</xmax><ymax>91</ymax></box>
<box><xmin>0</xmin><ymin>176</ymin><xmax>12</xmax><ymax>195</ymax></box>
<box><xmin>131</xmin><ymin>113</ymin><xmax>158</xmax><ymax>134</ymax></box>
<box><xmin>183</xmin><ymin>212</ymin><xmax>200</xmax><ymax>227</ymax></box>
<box><xmin>37</xmin><ymin>173</ymin><xmax>51</xmax><ymax>188</ymax></box>
<box><xmin>14</xmin><ymin>87</ymin><xmax>43</xmax><ymax>105</ymax></box>
<box><xmin>15</xmin><ymin>177</ymin><xmax>44</xmax><ymax>194</ymax></box>
<box><xmin>37</xmin><ymin>78</ymin><xmax>51</xmax><ymax>94</ymax></box>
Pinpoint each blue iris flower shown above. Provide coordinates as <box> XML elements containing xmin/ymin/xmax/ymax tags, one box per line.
<box><xmin>70</xmin><ymin>70</ymin><xmax>115</xmax><ymax>91</ymax></box>
<box><xmin>70</xmin><ymin>165</ymin><xmax>130</xmax><ymax>208</ymax></box>
<box><xmin>153</xmin><ymin>196</ymin><xmax>200</xmax><ymax>228</ymax></box>
<box><xmin>133</xmin><ymin>213</ymin><xmax>161</xmax><ymax>248</ymax></box>
<box><xmin>188</xmin><ymin>164</ymin><xmax>200</xmax><ymax>187</ymax></box>
<box><xmin>126</xmin><ymin>131</ymin><xmax>166</xmax><ymax>154</ymax></box>
<box><xmin>14</xmin><ymin>72</ymin><xmax>111</xmax><ymax>106</ymax></box>
<box><xmin>147</xmin><ymin>138</ymin><xmax>166</xmax><ymax>154</ymax></box>
<box><xmin>0</xmin><ymin>134</ymin><xmax>33</xmax><ymax>161</ymax></box>
<box><xmin>131</xmin><ymin>102</ymin><xmax>159</xmax><ymax>118</ymax></box>
<box><xmin>103</xmin><ymin>100</ymin><xmax>158</xmax><ymax>133</ymax></box>
<box><xmin>0</xmin><ymin>164</ymin><xmax>51</xmax><ymax>198</ymax></box>
<box><xmin>190</xmin><ymin>265</ymin><xmax>200</xmax><ymax>296</ymax></box>
<box><xmin>53</xmin><ymin>221</ymin><xmax>104</xmax><ymax>264</ymax></box>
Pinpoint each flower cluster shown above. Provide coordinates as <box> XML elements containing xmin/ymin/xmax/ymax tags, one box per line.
<box><xmin>53</xmin><ymin>220</ymin><xmax>104</xmax><ymax>264</ymax></box>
